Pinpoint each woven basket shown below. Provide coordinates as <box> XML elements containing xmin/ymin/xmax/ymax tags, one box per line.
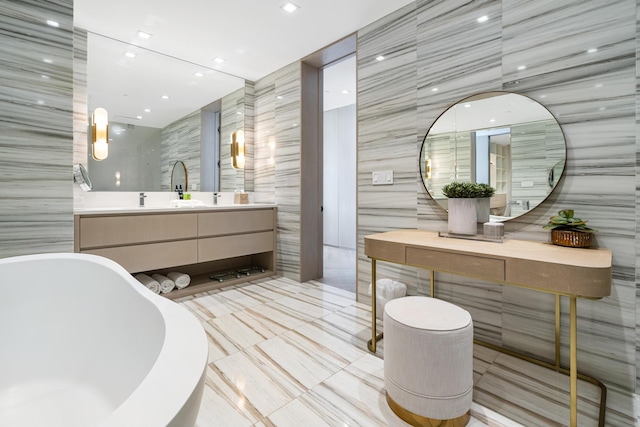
<box><xmin>550</xmin><ymin>229</ymin><xmax>592</xmax><ymax>248</ymax></box>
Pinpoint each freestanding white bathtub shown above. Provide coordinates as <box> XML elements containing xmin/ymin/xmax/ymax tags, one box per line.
<box><xmin>0</xmin><ymin>253</ymin><xmax>208</xmax><ymax>427</ymax></box>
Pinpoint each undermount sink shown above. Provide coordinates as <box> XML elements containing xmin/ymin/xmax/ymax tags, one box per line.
<box><xmin>169</xmin><ymin>199</ymin><xmax>209</xmax><ymax>208</ymax></box>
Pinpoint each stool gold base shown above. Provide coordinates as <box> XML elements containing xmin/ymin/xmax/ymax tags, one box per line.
<box><xmin>386</xmin><ymin>393</ymin><xmax>470</xmax><ymax>427</ymax></box>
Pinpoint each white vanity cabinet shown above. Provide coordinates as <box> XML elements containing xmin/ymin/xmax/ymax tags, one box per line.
<box><xmin>74</xmin><ymin>206</ymin><xmax>277</xmax><ymax>297</ymax></box>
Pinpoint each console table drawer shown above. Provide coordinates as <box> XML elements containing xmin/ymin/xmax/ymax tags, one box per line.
<box><xmin>406</xmin><ymin>247</ymin><xmax>505</xmax><ymax>281</ymax></box>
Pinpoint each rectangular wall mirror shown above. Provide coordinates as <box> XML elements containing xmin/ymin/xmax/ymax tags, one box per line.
<box><xmin>83</xmin><ymin>31</ymin><xmax>247</xmax><ymax>192</ymax></box>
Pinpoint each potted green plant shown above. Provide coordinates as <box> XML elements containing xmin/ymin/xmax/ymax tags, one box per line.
<box><xmin>475</xmin><ymin>183</ymin><xmax>496</xmax><ymax>224</ymax></box>
<box><xmin>543</xmin><ymin>209</ymin><xmax>596</xmax><ymax>248</ymax></box>
<box><xmin>441</xmin><ymin>182</ymin><xmax>495</xmax><ymax>234</ymax></box>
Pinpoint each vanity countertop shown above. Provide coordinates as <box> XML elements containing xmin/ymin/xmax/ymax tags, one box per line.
<box><xmin>74</xmin><ymin>203</ymin><xmax>277</xmax><ymax>215</ymax></box>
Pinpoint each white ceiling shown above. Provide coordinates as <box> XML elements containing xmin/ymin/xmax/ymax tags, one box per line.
<box><xmin>74</xmin><ymin>0</ymin><xmax>412</xmax><ymax>127</ymax></box>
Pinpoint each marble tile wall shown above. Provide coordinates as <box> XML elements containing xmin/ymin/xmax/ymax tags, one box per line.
<box><xmin>356</xmin><ymin>0</ymin><xmax>639</xmax><ymax>419</ymax></box>
<box><xmin>253</xmin><ymin>74</ymin><xmax>276</xmax><ymax>204</ymax></box>
<box><xmin>72</xmin><ymin>27</ymin><xmax>87</xmax><ymax>167</ymax></box>
<box><xmin>356</xmin><ymin>4</ymin><xmax>419</xmax><ymax>302</ymax></box>
<box><xmin>160</xmin><ymin>110</ymin><xmax>201</xmax><ymax>192</ymax></box>
<box><xmin>220</xmin><ymin>87</ymin><xmax>245</xmax><ymax>192</ymax></box>
<box><xmin>244</xmin><ymin>81</ymin><xmax>255</xmax><ymax>192</ymax></box>
<box><xmin>0</xmin><ymin>0</ymin><xmax>75</xmax><ymax>258</ymax></box>
<box><xmin>254</xmin><ymin>63</ymin><xmax>303</xmax><ymax>280</ymax></box>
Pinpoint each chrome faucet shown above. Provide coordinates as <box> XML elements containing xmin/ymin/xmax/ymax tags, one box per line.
<box><xmin>213</xmin><ymin>192</ymin><xmax>222</xmax><ymax>205</ymax></box>
<box><xmin>139</xmin><ymin>192</ymin><xmax>147</xmax><ymax>207</ymax></box>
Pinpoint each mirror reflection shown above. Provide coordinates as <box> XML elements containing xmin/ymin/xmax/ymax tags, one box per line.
<box><xmin>420</xmin><ymin>92</ymin><xmax>566</xmax><ymax>221</ymax></box>
<box><xmin>170</xmin><ymin>161</ymin><xmax>187</xmax><ymax>193</ymax></box>
<box><xmin>84</xmin><ymin>31</ymin><xmax>246</xmax><ymax>192</ymax></box>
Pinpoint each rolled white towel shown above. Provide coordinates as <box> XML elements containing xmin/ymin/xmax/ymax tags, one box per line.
<box><xmin>152</xmin><ymin>273</ymin><xmax>176</xmax><ymax>294</ymax></box>
<box><xmin>135</xmin><ymin>273</ymin><xmax>160</xmax><ymax>294</ymax></box>
<box><xmin>167</xmin><ymin>272</ymin><xmax>191</xmax><ymax>289</ymax></box>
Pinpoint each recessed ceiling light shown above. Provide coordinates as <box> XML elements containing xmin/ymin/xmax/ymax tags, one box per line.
<box><xmin>137</xmin><ymin>30</ymin><xmax>152</xmax><ymax>39</ymax></box>
<box><xmin>161</xmin><ymin>95</ymin><xmax>169</xmax><ymax>99</ymax></box>
<box><xmin>41</xmin><ymin>74</ymin><xmax>49</xmax><ymax>79</ymax></box>
<box><xmin>292</xmin><ymin>123</ymin><xmax>298</xmax><ymax>127</ymax></box>
<box><xmin>432</xmin><ymin>87</ymin><xmax>439</xmax><ymax>92</ymax></box>
<box><xmin>464</xmin><ymin>103</ymin><xmax>471</xmax><ymax>108</ymax></box>
<box><xmin>236</xmin><ymin>111</ymin><xmax>242</xmax><ymax>115</ymax></box>
<box><xmin>43</xmin><ymin>58</ymin><xmax>53</xmax><ymax>64</ymax></box>
<box><xmin>341</xmin><ymin>89</ymin><xmax>350</xmax><ymax>94</ymax></box>
<box><xmin>194</xmin><ymin>72</ymin><xmax>204</xmax><ymax>77</ymax></box>
<box><xmin>276</xmin><ymin>95</ymin><xmax>283</xmax><ymax>99</ymax></box>
<box><xmin>477</xmin><ymin>15</ymin><xmax>489</xmax><ymax>23</ymax></box>
<box><xmin>595</xmin><ymin>83</ymin><xmax>603</xmax><ymax>88</ymax></box>
<box><xmin>517</xmin><ymin>65</ymin><xmax>526</xmax><ymax>71</ymax></box>
<box><xmin>46</xmin><ymin>20</ymin><xmax>59</xmax><ymax>27</ymax></box>
<box><xmin>125</xmin><ymin>52</ymin><xmax>136</xmax><ymax>58</ymax></box>
<box><xmin>136</xmin><ymin>115</ymin><xmax>142</xmax><ymax>120</ymax></box>
<box><xmin>489</xmin><ymin>118</ymin><xmax>496</xmax><ymax>122</ymax></box>
<box><xmin>376</xmin><ymin>55</ymin><xmax>385</xmax><ymax>61</ymax></box>
<box><xmin>281</xmin><ymin>2</ymin><xmax>299</xmax><ymax>13</ymax></box>
<box><xmin>587</xmin><ymin>48</ymin><xmax>598</xmax><ymax>53</ymax></box>
<box><xmin>213</xmin><ymin>57</ymin><xmax>225</xmax><ymax>64</ymax></box>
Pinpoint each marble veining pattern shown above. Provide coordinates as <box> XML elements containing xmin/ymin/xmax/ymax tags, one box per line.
<box><xmin>254</xmin><ymin>63</ymin><xmax>303</xmax><ymax>280</ymax></box>
<box><xmin>357</xmin><ymin>3</ymin><xmax>420</xmax><ymax>303</ymax></box>
<box><xmin>161</xmin><ymin>110</ymin><xmax>201</xmax><ymax>191</ymax></box>
<box><xmin>244</xmin><ymin>81</ymin><xmax>255</xmax><ymax>192</ymax></box>
<box><xmin>72</xmin><ymin>27</ymin><xmax>87</xmax><ymax>167</ymax></box>
<box><xmin>221</xmin><ymin>87</ymin><xmax>246</xmax><ymax>192</ymax></box>
<box><xmin>0</xmin><ymin>0</ymin><xmax>75</xmax><ymax>257</ymax></box>
<box><xmin>179</xmin><ymin>277</ymin><xmax>637</xmax><ymax>426</ymax></box>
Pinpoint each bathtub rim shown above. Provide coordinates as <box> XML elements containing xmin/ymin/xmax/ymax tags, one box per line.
<box><xmin>0</xmin><ymin>252</ymin><xmax>208</xmax><ymax>427</ymax></box>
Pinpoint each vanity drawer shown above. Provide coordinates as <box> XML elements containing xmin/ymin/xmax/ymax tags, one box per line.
<box><xmin>198</xmin><ymin>231</ymin><xmax>274</xmax><ymax>262</ymax></box>
<box><xmin>198</xmin><ymin>209</ymin><xmax>274</xmax><ymax>237</ymax></box>
<box><xmin>406</xmin><ymin>247</ymin><xmax>505</xmax><ymax>281</ymax></box>
<box><xmin>82</xmin><ymin>240</ymin><xmax>198</xmax><ymax>273</ymax></box>
<box><xmin>79</xmin><ymin>213</ymin><xmax>198</xmax><ymax>248</ymax></box>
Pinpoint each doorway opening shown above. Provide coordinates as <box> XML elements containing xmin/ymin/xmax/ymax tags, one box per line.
<box><xmin>319</xmin><ymin>56</ymin><xmax>356</xmax><ymax>293</ymax></box>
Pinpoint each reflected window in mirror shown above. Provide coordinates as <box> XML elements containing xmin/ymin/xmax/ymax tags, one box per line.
<box><xmin>419</xmin><ymin>91</ymin><xmax>566</xmax><ymax>222</ymax></box>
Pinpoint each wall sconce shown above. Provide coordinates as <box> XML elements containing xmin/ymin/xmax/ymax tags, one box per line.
<box><xmin>91</xmin><ymin>107</ymin><xmax>109</xmax><ymax>161</ymax></box>
<box><xmin>425</xmin><ymin>158</ymin><xmax>432</xmax><ymax>179</ymax></box>
<box><xmin>231</xmin><ymin>129</ymin><xmax>245</xmax><ymax>169</ymax></box>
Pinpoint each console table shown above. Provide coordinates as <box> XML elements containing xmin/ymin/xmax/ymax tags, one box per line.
<box><xmin>364</xmin><ymin>229</ymin><xmax>612</xmax><ymax>427</ymax></box>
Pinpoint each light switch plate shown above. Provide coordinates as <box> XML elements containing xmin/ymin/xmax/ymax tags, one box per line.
<box><xmin>372</xmin><ymin>170</ymin><xmax>394</xmax><ymax>185</ymax></box>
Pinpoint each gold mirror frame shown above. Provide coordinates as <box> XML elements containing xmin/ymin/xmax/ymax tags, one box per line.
<box><xmin>170</xmin><ymin>161</ymin><xmax>188</xmax><ymax>192</ymax></box>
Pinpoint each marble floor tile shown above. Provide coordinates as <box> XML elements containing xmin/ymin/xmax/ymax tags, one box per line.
<box><xmin>213</xmin><ymin>349</ymin><xmax>306</xmax><ymax>417</ymax></box>
<box><xmin>184</xmin><ymin>276</ymin><xmax>633</xmax><ymax>427</ymax></box>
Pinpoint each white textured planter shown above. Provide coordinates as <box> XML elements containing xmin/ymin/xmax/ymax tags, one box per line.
<box><xmin>448</xmin><ymin>198</ymin><xmax>477</xmax><ymax>235</ymax></box>
<box><xmin>476</xmin><ymin>197</ymin><xmax>490</xmax><ymax>224</ymax></box>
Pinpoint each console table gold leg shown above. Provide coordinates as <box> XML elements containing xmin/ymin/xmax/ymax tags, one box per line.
<box><xmin>570</xmin><ymin>296</ymin><xmax>577</xmax><ymax>427</ymax></box>
<box><xmin>368</xmin><ymin>258</ymin><xmax>377</xmax><ymax>353</ymax></box>
<box><xmin>556</xmin><ymin>294</ymin><xmax>561</xmax><ymax>370</ymax></box>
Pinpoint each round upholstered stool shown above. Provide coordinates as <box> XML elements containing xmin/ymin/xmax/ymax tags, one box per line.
<box><xmin>384</xmin><ymin>296</ymin><xmax>473</xmax><ymax>427</ymax></box>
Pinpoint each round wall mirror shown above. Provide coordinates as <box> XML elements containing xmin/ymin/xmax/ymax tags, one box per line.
<box><xmin>170</xmin><ymin>161</ymin><xmax>188</xmax><ymax>192</ymax></box>
<box><xmin>419</xmin><ymin>91</ymin><xmax>566</xmax><ymax>222</ymax></box>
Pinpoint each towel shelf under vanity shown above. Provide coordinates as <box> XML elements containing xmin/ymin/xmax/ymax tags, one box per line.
<box><xmin>74</xmin><ymin>206</ymin><xmax>277</xmax><ymax>297</ymax></box>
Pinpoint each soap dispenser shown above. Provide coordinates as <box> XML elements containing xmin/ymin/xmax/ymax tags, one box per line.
<box><xmin>178</xmin><ymin>185</ymin><xmax>184</xmax><ymax>200</ymax></box>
